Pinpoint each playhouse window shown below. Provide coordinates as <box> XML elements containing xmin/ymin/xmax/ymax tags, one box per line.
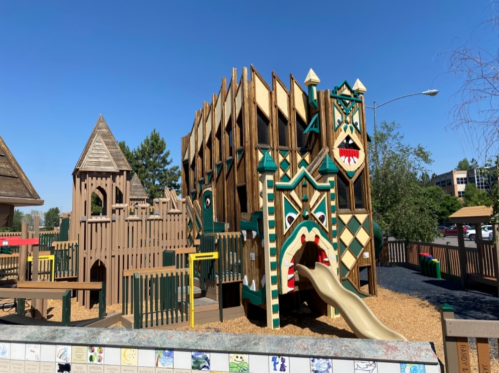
<box><xmin>226</xmin><ymin>126</ymin><xmax>233</xmax><ymax>158</ymax></box>
<box><xmin>237</xmin><ymin>185</ymin><xmax>248</xmax><ymax>213</ymax></box>
<box><xmin>257</xmin><ymin>108</ymin><xmax>270</xmax><ymax>145</ymax></box>
<box><xmin>236</xmin><ymin>112</ymin><xmax>243</xmax><ymax>147</ymax></box>
<box><xmin>354</xmin><ymin>172</ymin><xmax>365</xmax><ymax>209</ymax></box>
<box><xmin>206</xmin><ymin>138</ymin><xmax>212</xmax><ymax>170</ymax></box>
<box><xmin>278</xmin><ymin>111</ymin><xmax>288</xmax><ymax>147</ymax></box>
<box><xmin>215</xmin><ymin>127</ymin><xmax>222</xmax><ymax>161</ymax></box>
<box><xmin>296</xmin><ymin>114</ymin><xmax>307</xmax><ymax>149</ymax></box>
<box><xmin>337</xmin><ymin>174</ymin><xmax>349</xmax><ymax>210</ymax></box>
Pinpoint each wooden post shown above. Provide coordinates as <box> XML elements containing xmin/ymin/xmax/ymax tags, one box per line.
<box><xmin>440</xmin><ymin>304</ymin><xmax>460</xmax><ymax>373</ymax></box>
<box><xmin>474</xmin><ymin>223</ymin><xmax>483</xmax><ymax>276</ymax></box>
<box><xmin>494</xmin><ymin>224</ymin><xmax>499</xmax><ymax>297</ymax></box>
<box><xmin>18</xmin><ymin>221</ymin><xmax>28</xmax><ymax>281</ymax></box>
<box><xmin>457</xmin><ymin>223</ymin><xmax>468</xmax><ymax>289</ymax></box>
<box><xmin>32</xmin><ymin>215</ymin><xmax>43</xmax><ymax>319</ymax></box>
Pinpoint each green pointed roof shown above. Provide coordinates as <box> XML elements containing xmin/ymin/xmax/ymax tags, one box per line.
<box><xmin>319</xmin><ymin>154</ymin><xmax>339</xmax><ymax>175</ymax></box>
<box><xmin>257</xmin><ymin>151</ymin><xmax>278</xmax><ymax>174</ymax></box>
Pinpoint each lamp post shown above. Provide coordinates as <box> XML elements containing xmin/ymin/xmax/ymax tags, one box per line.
<box><xmin>365</xmin><ymin>89</ymin><xmax>439</xmax><ymax>172</ymax></box>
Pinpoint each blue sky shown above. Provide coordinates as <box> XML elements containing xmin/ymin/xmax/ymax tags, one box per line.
<box><xmin>0</xmin><ymin>0</ymin><xmax>495</xmax><ymax>213</ymax></box>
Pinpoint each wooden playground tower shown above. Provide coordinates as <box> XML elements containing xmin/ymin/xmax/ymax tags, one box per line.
<box><xmin>69</xmin><ymin>115</ymin><xmax>188</xmax><ymax>307</ymax></box>
<box><xmin>182</xmin><ymin>66</ymin><xmax>378</xmax><ymax>329</ymax></box>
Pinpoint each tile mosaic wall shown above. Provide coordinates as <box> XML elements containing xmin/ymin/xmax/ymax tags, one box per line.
<box><xmin>0</xmin><ymin>342</ymin><xmax>440</xmax><ymax>373</ymax></box>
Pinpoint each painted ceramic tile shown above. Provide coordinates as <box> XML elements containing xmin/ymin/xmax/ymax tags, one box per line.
<box><xmin>155</xmin><ymin>349</ymin><xmax>174</xmax><ymax>368</ymax></box>
<box><xmin>89</xmin><ymin>346</ymin><xmax>104</xmax><ymax>364</ymax></box>
<box><xmin>72</xmin><ymin>346</ymin><xmax>87</xmax><ymax>364</ymax></box>
<box><xmin>56</xmin><ymin>345</ymin><xmax>72</xmax><ymax>364</ymax></box>
<box><xmin>401</xmin><ymin>364</ymin><xmax>425</xmax><ymax>373</ymax></box>
<box><xmin>269</xmin><ymin>355</ymin><xmax>289</xmax><ymax>373</ymax></box>
<box><xmin>310</xmin><ymin>358</ymin><xmax>332</xmax><ymax>373</ymax></box>
<box><xmin>229</xmin><ymin>354</ymin><xmax>249</xmax><ymax>372</ymax></box>
<box><xmin>191</xmin><ymin>351</ymin><xmax>210</xmax><ymax>371</ymax></box>
<box><xmin>355</xmin><ymin>361</ymin><xmax>377</xmax><ymax>373</ymax></box>
<box><xmin>26</xmin><ymin>344</ymin><xmax>41</xmax><ymax>361</ymax></box>
<box><xmin>121</xmin><ymin>348</ymin><xmax>138</xmax><ymax>366</ymax></box>
<box><xmin>0</xmin><ymin>343</ymin><xmax>9</xmax><ymax>359</ymax></box>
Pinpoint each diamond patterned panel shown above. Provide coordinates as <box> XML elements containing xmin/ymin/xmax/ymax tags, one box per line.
<box><xmin>347</xmin><ymin>216</ymin><xmax>361</xmax><ymax>235</ymax></box>
<box><xmin>356</xmin><ymin>227</ymin><xmax>370</xmax><ymax>247</ymax></box>
<box><xmin>349</xmin><ymin>237</ymin><xmax>363</xmax><ymax>257</ymax></box>
<box><xmin>342</xmin><ymin>250</ymin><xmax>356</xmax><ymax>270</ymax></box>
<box><xmin>280</xmin><ymin>159</ymin><xmax>290</xmax><ymax>171</ymax></box>
<box><xmin>340</xmin><ymin>228</ymin><xmax>354</xmax><ymax>246</ymax></box>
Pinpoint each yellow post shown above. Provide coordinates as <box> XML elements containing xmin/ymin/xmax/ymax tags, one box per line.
<box><xmin>188</xmin><ymin>252</ymin><xmax>219</xmax><ymax>328</ymax></box>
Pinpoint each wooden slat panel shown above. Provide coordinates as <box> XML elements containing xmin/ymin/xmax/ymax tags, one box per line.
<box><xmin>476</xmin><ymin>338</ymin><xmax>491</xmax><ymax>373</ymax></box>
<box><xmin>17</xmin><ymin>281</ymin><xmax>102</xmax><ymax>290</ymax></box>
<box><xmin>456</xmin><ymin>337</ymin><xmax>471</xmax><ymax>373</ymax></box>
<box><xmin>0</xmin><ymin>288</ymin><xmax>66</xmax><ymax>299</ymax></box>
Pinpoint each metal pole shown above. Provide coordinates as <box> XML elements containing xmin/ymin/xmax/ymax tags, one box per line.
<box><xmin>373</xmin><ymin>101</ymin><xmax>378</xmax><ymax>174</ymax></box>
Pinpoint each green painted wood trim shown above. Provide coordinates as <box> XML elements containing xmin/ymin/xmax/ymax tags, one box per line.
<box><xmin>267</xmin><ymin>180</ymin><xmax>274</xmax><ymax>188</ymax></box>
<box><xmin>276</xmin><ymin>168</ymin><xmax>331</xmax><ymax>191</ymax></box>
<box><xmin>272</xmin><ymin>290</ymin><xmax>278</xmax><ymax>298</ymax></box>
<box><xmin>269</xmin><ymin>220</ymin><xmax>275</xmax><ymax>228</ymax></box>
<box><xmin>271</xmin><ymin>275</ymin><xmax>278</xmax><ymax>284</ymax></box>
<box><xmin>272</xmin><ymin>304</ymin><xmax>279</xmax><ymax>313</ymax></box>
<box><xmin>269</xmin><ymin>234</ymin><xmax>276</xmax><ymax>242</ymax></box>
<box><xmin>270</xmin><ymin>262</ymin><xmax>277</xmax><ymax>270</ymax></box>
<box><xmin>268</xmin><ymin>193</ymin><xmax>274</xmax><ymax>201</ymax></box>
<box><xmin>270</xmin><ymin>248</ymin><xmax>276</xmax><ymax>255</ymax></box>
<box><xmin>242</xmin><ymin>284</ymin><xmax>266</xmax><ymax>305</ymax></box>
<box><xmin>304</xmin><ymin>113</ymin><xmax>320</xmax><ymax>134</ymax></box>
<box><xmin>273</xmin><ymin>319</ymin><xmax>280</xmax><ymax>327</ymax></box>
<box><xmin>257</xmin><ymin>151</ymin><xmax>278</xmax><ymax>174</ymax></box>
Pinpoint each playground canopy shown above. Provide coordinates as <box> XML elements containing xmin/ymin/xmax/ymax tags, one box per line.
<box><xmin>449</xmin><ymin>205</ymin><xmax>493</xmax><ymax>225</ymax></box>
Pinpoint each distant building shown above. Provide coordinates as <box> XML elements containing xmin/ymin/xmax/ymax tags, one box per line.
<box><xmin>432</xmin><ymin>168</ymin><xmax>496</xmax><ymax>198</ymax></box>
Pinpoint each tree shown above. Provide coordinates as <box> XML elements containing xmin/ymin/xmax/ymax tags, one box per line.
<box><xmin>122</xmin><ymin>130</ymin><xmax>181</xmax><ymax>201</ymax></box>
<box><xmin>423</xmin><ymin>186</ymin><xmax>463</xmax><ymax>223</ymax></box>
<box><xmin>463</xmin><ymin>183</ymin><xmax>492</xmax><ymax>207</ymax></box>
<box><xmin>91</xmin><ymin>193</ymin><xmax>103</xmax><ymax>215</ymax></box>
<box><xmin>456</xmin><ymin>158</ymin><xmax>470</xmax><ymax>170</ymax></box>
<box><xmin>12</xmin><ymin>209</ymin><xmax>23</xmax><ymax>232</ymax></box>
<box><xmin>370</xmin><ymin>121</ymin><xmax>439</xmax><ymax>242</ymax></box>
<box><xmin>446</xmin><ymin>2</ymin><xmax>499</xmax><ymax>160</ymax></box>
<box><xmin>23</xmin><ymin>210</ymin><xmax>44</xmax><ymax>230</ymax></box>
<box><xmin>44</xmin><ymin>207</ymin><xmax>60</xmax><ymax>230</ymax></box>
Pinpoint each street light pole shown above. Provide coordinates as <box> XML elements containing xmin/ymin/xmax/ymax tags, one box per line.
<box><xmin>365</xmin><ymin>89</ymin><xmax>439</xmax><ymax>174</ymax></box>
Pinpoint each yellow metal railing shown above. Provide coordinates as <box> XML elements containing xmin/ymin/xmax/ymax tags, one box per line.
<box><xmin>188</xmin><ymin>252</ymin><xmax>218</xmax><ymax>328</ymax></box>
<box><xmin>27</xmin><ymin>255</ymin><xmax>55</xmax><ymax>281</ymax></box>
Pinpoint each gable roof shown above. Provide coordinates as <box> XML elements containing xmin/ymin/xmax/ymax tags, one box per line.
<box><xmin>449</xmin><ymin>206</ymin><xmax>493</xmax><ymax>224</ymax></box>
<box><xmin>74</xmin><ymin>115</ymin><xmax>132</xmax><ymax>173</ymax></box>
<box><xmin>0</xmin><ymin>135</ymin><xmax>44</xmax><ymax>206</ymax></box>
<box><xmin>130</xmin><ymin>173</ymin><xmax>148</xmax><ymax>200</ymax></box>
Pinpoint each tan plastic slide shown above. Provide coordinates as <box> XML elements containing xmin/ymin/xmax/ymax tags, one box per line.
<box><xmin>296</xmin><ymin>262</ymin><xmax>407</xmax><ymax>341</ymax></box>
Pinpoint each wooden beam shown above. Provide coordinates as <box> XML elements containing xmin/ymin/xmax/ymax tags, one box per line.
<box><xmin>18</xmin><ymin>222</ymin><xmax>27</xmax><ymax>281</ymax></box>
<box><xmin>17</xmin><ymin>281</ymin><xmax>102</xmax><ymax>290</ymax></box>
<box><xmin>0</xmin><ymin>288</ymin><xmax>67</xmax><ymax>299</ymax></box>
<box><xmin>445</xmin><ymin>319</ymin><xmax>499</xmax><ymax>338</ymax></box>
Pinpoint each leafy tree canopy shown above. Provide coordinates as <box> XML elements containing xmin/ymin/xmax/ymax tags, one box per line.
<box><xmin>456</xmin><ymin>158</ymin><xmax>470</xmax><ymax>170</ymax></box>
<box><xmin>44</xmin><ymin>207</ymin><xmax>60</xmax><ymax>230</ymax></box>
<box><xmin>463</xmin><ymin>183</ymin><xmax>492</xmax><ymax>207</ymax></box>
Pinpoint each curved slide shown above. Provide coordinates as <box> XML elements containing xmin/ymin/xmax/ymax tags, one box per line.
<box><xmin>297</xmin><ymin>263</ymin><xmax>407</xmax><ymax>341</ymax></box>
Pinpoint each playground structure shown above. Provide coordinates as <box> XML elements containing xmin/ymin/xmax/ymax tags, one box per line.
<box><xmin>180</xmin><ymin>66</ymin><xmax>403</xmax><ymax>338</ymax></box>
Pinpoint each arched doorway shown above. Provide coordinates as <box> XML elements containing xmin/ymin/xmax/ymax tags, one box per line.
<box><xmin>90</xmin><ymin>260</ymin><xmax>106</xmax><ymax>308</ymax></box>
<box><xmin>91</xmin><ymin>187</ymin><xmax>107</xmax><ymax>216</ymax></box>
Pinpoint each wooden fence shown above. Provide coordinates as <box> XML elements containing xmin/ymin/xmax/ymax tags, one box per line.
<box><xmin>385</xmin><ymin>240</ymin><xmax>499</xmax><ymax>293</ymax></box>
<box><xmin>441</xmin><ymin>304</ymin><xmax>499</xmax><ymax>372</ymax></box>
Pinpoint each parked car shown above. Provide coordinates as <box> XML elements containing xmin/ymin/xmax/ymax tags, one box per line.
<box><xmin>465</xmin><ymin>225</ymin><xmax>493</xmax><ymax>241</ymax></box>
<box><xmin>443</xmin><ymin>226</ymin><xmax>467</xmax><ymax>236</ymax></box>
<box><xmin>437</xmin><ymin>225</ymin><xmax>447</xmax><ymax>233</ymax></box>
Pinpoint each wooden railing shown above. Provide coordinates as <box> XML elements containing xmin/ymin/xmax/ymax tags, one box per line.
<box><xmin>441</xmin><ymin>304</ymin><xmax>499</xmax><ymax>372</ymax></box>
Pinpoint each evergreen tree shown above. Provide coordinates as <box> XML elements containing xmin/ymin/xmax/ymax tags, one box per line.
<box><xmin>456</xmin><ymin>158</ymin><xmax>470</xmax><ymax>170</ymax></box>
<box><xmin>12</xmin><ymin>209</ymin><xmax>23</xmax><ymax>232</ymax></box>
<box><xmin>44</xmin><ymin>207</ymin><xmax>60</xmax><ymax>229</ymax></box>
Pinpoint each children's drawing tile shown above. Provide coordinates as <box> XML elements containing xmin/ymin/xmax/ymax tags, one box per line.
<box><xmin>72</xmin><ymin>346</ymin><xmax>87</xmax><ymax>364</ymax></box>
<box><xmin>40</xmin><ymin>362</ymin><xmax>56</xmax><ymax>373</ymax></box>
<box><xmin>26</xmin><ymin>344</ymin><xmax>41</xmax><ymax>361</ymax></box>
<box><xmin>332</xmin><ymin>359</ymin><xmax>354</xmax><ymax>373</ymax></box>
<box><xmin>24</xmin><ymin>360</ymin><xmax>41</xmax><ymax>373</ymax></box>
<box><xmin>10</xmin><ymin>343</ymin><xmax>25</xmax><ymax>360</ymax></box>
<box><xmin>268</xmin><ymin>355</ymin><xmax>289</xmax><ymax>373</ymax></box>
<box><xmin>72</xmin><ymin>363</ymin><xmax>89</xmax><ymax>373</ymax></box>
<box><xmin>0</xmin><ymin>342</ymin><xmax>10</xmax><ymax>359</ymax></box>
<box><xmin>229</xmin><ymin>353</ymin><xmax>248</xmax><ymax>372</ymax></box>
<box><xmin>55</xmin><ymin>345</ymin><xmax>71</xmax><ymax>363</ymax></box>
<box><xmin>56</xmin><ymin>362</ymin><xmax>72</xmax><ymax>373</ymax></box>
<box><xmin>191</xmin><ymin>351</ymin><xmax>210</xmax><ymax>371</ymax></box>
<box><xmin>105</xmin><ymin>348</ymin><xmax>121</xmax><ymax>366</ymax></box>
<box><xmin>40</xmin><ymin>344</ymin><xmax>56</xmax><ymax>362</ymax></box>
<box><xmin>249</xmin><ymin>354</ymin><xmax>268</xmax><ymax>373</ymax></box>
<box><xmin>154</xmin><ymin>349</ymin><xmax>174</xmax><ymax>368</ymax></box>
<box><xmin>173</xmin><ymin>350</ymin><xmax>191</xmax><ymax>370</ymax></box>
<box><xmin>289</xmin><ymin>356</ymin><xmax>310</xmax><ymax>373</ymax></box>
<box><xmin>376</xmin><ymin>362</ymin><xmax>399</xmax><ymax>373</ymax></box>
<box><xmin>88</xmin><ymin>346</ymin><xmax>105</xmax><ymax>365</ymax></box>
<box><xmin>9</xmin><ymin>360</ymin><xmax>25</xmax><ymax>373</ymax></box>
<box><xmin>121</xmin><ymin>348</ymin><xmax>138</xmax><ymax>366</ymax></box>
<box><xmin>400</xmin><ymin>363</ymin><xmax>426</xmax><ymax>373</ymax></box>
<box><xmin>309</xmin><ymin>358</ymin><xmax>331</xmax><ymax>373</ymax></box>
<box><xmin>354</xmin><ymin>361</ymin><xmax>377</xmax><ymax>373</ymax></box>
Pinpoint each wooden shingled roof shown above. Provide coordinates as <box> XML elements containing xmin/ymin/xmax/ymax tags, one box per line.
<box><xmin>74</xmin><ymin>115</ymin><xmax>132</xmax><ymax>173</ymax></box>
<box><xmin>449</xmin><ymin>205</ymin><xmax>493</xmax><ymax>224</ymax></box>
<box><xmin>130</xmin><ymin>173</ymin><xmax>148</xmax><ymax>199</ymax></box>
<box><xmin>0</xmin><ymin>135</ymin><xmax>44</xmax><ymax>206</ymax></box>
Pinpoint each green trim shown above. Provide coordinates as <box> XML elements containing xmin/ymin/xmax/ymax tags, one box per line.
<box><xmin>206</xmin><ymin>171</ymin><xmax>213</xmax><ymax>183</ymax></box>
<box><xmin>330</xmin><ymin>193</ymin><xmax>336</xmax><ymax>200</ymax></box>
<box><xmin>267</xmin><ymin>180</ymin><xmax>274</xmax><ymax>188</ymax></box>
<box><xmin>272</xmin><ymin>304</ymin><xmax>279</xmax><ymax>313</ymax></box>
<box><xmin>269</xmin><ymin>234</ymin><xmax>276</xmax><ymax>242</ymax></box>
<box><xmin>298</xmin><ymin>159</ymin><xmax>309</xmax><ymax>168</ymax></box>
<box><xmin>331</xmin><ymin>205</ymin><xmax>336</xmax><ymax>213</ymax></box>
<box><xmin>268</xmin><ymin>193</ymin><xmax>274</xmax><ymax>201</ymax></box>
<box><xmin>279</xmin><ymin>221</ymin><xmax>331</xmax><ymax>266</ymax></box>
<box><xmin>268</xmin><ymin>207</ymin><xmax>275</xmax><ymax>214</ymax></box>
<box><xmin>352</xmin><ymin>107</ymin><xmax>362</xmax><ymax>134</ymax></box>
<box><xmin>242</xmin><ymin>284</ymin><xmax>266</xmax><ymax>305</ymax></box>
<box><xmin>280</xmin><ymin>159</ymin><xmax>290</xmax><ymax>172</ymax></box>
<box><xmin>302</xmin><ymin>194</ymin><xmax>309</xmax><ymax>201</ymax></box>
<box><xmin>308</xmin><ymin>85</ymin><xmax>318</xmax><ymax>109</ymax></box>
<box><xmin>198</xmin><ymin>179</ymin><xmax>204</xmax><ymax>190</ymax></box>
<box><xmin>237</xmin><ymin>149</ymin><xmax>244</xmax><ymax>161</ymax></box>
<box><xmin>330</xmin><ymin>93</ymin><xmax>362</xmax><ymax>102</ymax></box>
<box><xmin>346</xmin><ymin>171</ymin><xmax>356</xmax><ymax>179</ymax></box>
<box><xmin>304</xmin><ymin>113</ymin><xmax>320</xmax><ymax>134</ymax></box>
<box><xmin>332</xmin><ymin>230</ymin><xmax>337</xmax><ymax>238</ymax></box>
<box><xmin>269</xmin><ymin>220</ymin><xmax>275</xmax><ymax>228</ymax></box>
<box><xmin>333</xmin><ymin>242</ymin><xmax>338</xmax><ymax>249</ymax></box>
<box><xmin>216</xmin><ymin>163</ymin><xmax>222</xmax><ymax>177</ymax></box>
<box><xmin>272</xmin><ymin>290</ymin><xmax>278</xmax><ymax>298</ymax></box>
<box><xmin>270</xmin><ymin>248</ymin><xmax>276</xmax><ymax>255</ymax></box>
<box><xmin>257</xmin><ymin>151</ymin><xmax>278</xmax><ymax>174</ymax></box>
<box><xmin>302</xmin><ymin>180</ymin><xmax>308</xmax><ymax>187</ymax></box>
<box><xmin>226</xmin><ymin>158</ymin><xmax>233</xmax><ymax>171</ymax></box>
<box><xmin>441</xmin><ymin>304</ymin><xmax>455</xmax><ymax>312</ymax></box>
<box><xmin>271</xmin><ymin>262</ymin><xmax>277</xmax><ymax>270</ymax></box>
<box><xmin>332</xmin><ymin>217</ymin><xmax>337</xmax><ymax>224</ymax></box>
<box><xmin>281</xmin><ymin>174</ymin><xmax>290</xmax><ymax>182</ymax></box>
<box><xmin>240</xmin><ymin>211</ymin><xmax>263</xmax><ymax>238</ymax></box>
<box><xmin>302</xmin><ymin>208</ymin><xmax>309</xmax><ymax>218</ymax></box>
<box><xmin>276</xmin><ymin>168</ymin><xmax>331</xmax><ymax>191</ymax></box>
<box><xmin>319</xmin><ymin>154</ymin><xmax>339</xmax><ymax>175</ymax></box>
<box><xmin>367</xmin><ymin>133</ymin><xmax>372</xmax><ymax>142</ymax></box>
<box><xmin>271</xmin><ymin>276</ymin><xmax>278</xmax><ymax>284</ymax></box>
<box><xmin>280</xmin><ymin>150</ymin><xmax>289</xmax><ymax>157</ymax></box>
<box><xmin>273</xmin><ymin>319</ymin><xmax>280</xmax><ymax>327</ymax></box>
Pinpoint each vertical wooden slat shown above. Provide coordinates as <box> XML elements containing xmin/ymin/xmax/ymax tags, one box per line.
<box><xmin>476</xmin><ymin>338</ymin><xmax>491</xmax><ymax>373</ymax></box>
<box><xmin>456</xmin><ymin>337</ymin><xmax>471</xmax><ymax>373</ymax></box>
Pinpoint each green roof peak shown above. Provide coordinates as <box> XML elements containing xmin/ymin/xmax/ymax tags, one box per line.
<box><xmin>257</xmin><ymin>151</ymin><xmax>278</xmax><ymax>174</ymax></box>
<box><xmin>319</xmin><ymin>154</ymin><xmax>339</xmax><ymax>175</ymax></box>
